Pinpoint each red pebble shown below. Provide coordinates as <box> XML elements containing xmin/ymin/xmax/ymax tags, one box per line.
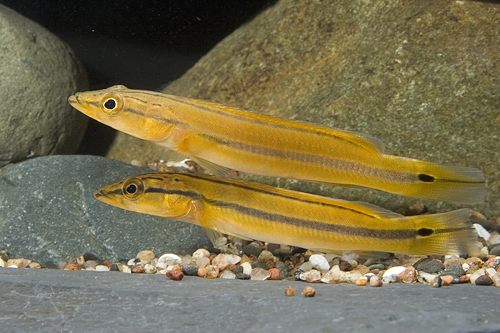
<box><xmin>166</xmin><ymin>270</ymin><xmax>184</xmax><ymax>281</ymax></box>
<box><xmin>102</xmin><ymin>260</ymin><xmax>113</xmax><ymax>268</ymax></box>
<box><xmin>131</xmin><ymin>264</ymin><xmax>145</xmax><ymax>273</ymax></box>
<box><xmin>64</xmin><ymin>264</ymin><xmax>81</xmax><ymax>271</ymax></box>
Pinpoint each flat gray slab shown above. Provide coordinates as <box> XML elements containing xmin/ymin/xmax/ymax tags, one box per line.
<box><xmin>1</xmin><ymin>268</ymin><xmax>499</xmax><ymax>333</ymax></box>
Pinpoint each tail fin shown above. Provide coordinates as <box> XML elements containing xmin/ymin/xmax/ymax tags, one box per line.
<box><xmin>408</xmin><ymin>208</ymin><xmax>478</xmax><ymax>256</ymax></box>
<box><xmin>416</xmin><ymin>162</ymin><xmax>486</xmax><ymax>205</ymax></box>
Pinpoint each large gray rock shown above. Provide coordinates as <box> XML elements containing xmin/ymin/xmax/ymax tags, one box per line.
<box><xmin>0</xmin><ymin>5</ymin><xmax>89</xmax><ymax>167</ymax></box>
<box><xmin>106</xmin><ymin>0</ymin><xmax>500</xmax><ymax>216</ymax></box>
<box><xmin>0</xmin><ymin>155</ymin><xmax>211</xmax><ymax>264</ymax></box>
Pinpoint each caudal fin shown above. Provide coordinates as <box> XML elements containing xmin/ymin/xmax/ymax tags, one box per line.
<box><xmin>408</xmin><ymin>208</ymin><xmax>478</xmax><ymax>256</ymax></box>
<box><xmin>416</xmin><ymin>163</ymin><xmax>486</xmax><ymax>205</ymax></box>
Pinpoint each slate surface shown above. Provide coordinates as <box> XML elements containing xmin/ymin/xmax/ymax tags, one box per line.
<box><xmin>0</xmin><ymin>155</ymin><xmax>211</xmax><ymax>264</ymax></box>
<box><xmin>0</xmin><ymin>268</ymin><xmax>499</xmax><ymax>333</ymax></box>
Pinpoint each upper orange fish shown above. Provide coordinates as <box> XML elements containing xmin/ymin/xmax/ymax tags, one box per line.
<box><xmin>69</xmin><ymin>85</ymin><xmax>486</xmax><ymax>204</ymax></box>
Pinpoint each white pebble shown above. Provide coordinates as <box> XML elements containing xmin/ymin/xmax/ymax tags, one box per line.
<box><xmin>321</xmin><ymin>265</ymin><xmax>342</xmax><ymax>284</ymax></box>
<box><xmin>212</xmin><ymin>254</ymin><xmax>241</xmax><ymax>271</ymax></box>
<box><xmin>383</xmin><ymin>266</ymin><xmax>407</xmax><ymax>277</ymax></box>
<box><xmin>158</xmin><ymin>253</ymin><xmax>182</xmax><ymax>266</ymax></box>
<box><xmin>219</xmin><ymin>270</ymin><xmax>236</xmax><ymax>279</ymax></box>
<box><xmin>474</xmin><ymin>223</ymin><xmax>491</xmax><ymax>241</ymax></box>
<box><xmin>144</xmin><ymin>264</ymin><xmax>157</xmax><ymax>274</ymax></box>
<box><xmin>195</xmin><ymin>257</ymin><xmax>210</xmax><ymax>268</ymax></box>
<box><xmin>250</xmin><ymin>267</ymin><xmax>271</xmax><ymax>280</ymax></box>
<box><xmin>0</xmin><ymin>259</ymin><xmax>5</xmax><ymax>267</ymax></box>
<box><xmin>462</xmin><ymin>263</ymin><xmax>470</xmax><ymax>272</ymax></box>
<box><xmin>309</xmin><ymin>254</ymin><xmax>330</xmax><ymax>272</ymax></box>
<box><xmin>344</xmin><ymin>271</ymin><xmax>362</xmax><ymax>284</ymax></box>
<box><xmin>417</xmin><ymin>271</ymin><xmax>438</xmax><ymax>284</ymax></box>
<box><xmin>241</xmin><ymin>262</ymin><xmax>252</xmax><ymax>275</ymax></box>
<box><xmin>192</xmin><ymin>248</ymin><xmax>210</xmax><ymax>259</ymax></box>
<box><xmin>300</xmin><ymin>269</ymin><xmax>322</xmax><ymax>283</ymax></box>
<box><xmin>95</xmin><ymin>265</ymin><xmax>109</xmax><ymax>272</ymax></box>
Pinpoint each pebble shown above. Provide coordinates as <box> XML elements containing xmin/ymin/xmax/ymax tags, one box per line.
<box><xmin>414</xmin><ymin>258</ymin><xmax>445</xmax><ymax>274</ymax></box>
<box><xmin>382</xmin><ymin>266</ymin><xmax>406</xmax><ymax>284</ymax></box>
<box><xmin>475</xmin><ymin>275</ymin><xmax>493</xmax><ymax>286</ymax></box>
<box><xmin>320</xmin><ymin>265</ymin><xmax>342</xmax><ymax>284</ymax></box>
<box><xmin>258</xmin><ymin>250</ymin><xmax>278</xmax><ymax>263</ymax></box>
<box><xmin>368</xmin><ymin>263</ymin><xmax>385</xmax><ymax>271</ymax></box>
<box><xmin>236</xmin><ymin>273</ymin><xmax>250</xmax><ymax>280</ymax></box>
<box><xmin>250</xmin><ymin>267</ymin><xmax>271</xmax><ymax>280</ymax></box>
<box><xmin>268</xmin><ymin>268</ymin><xmax>282</xmax><ymax>280</ymax></box>
<box><xmin>303</xmin><ymin>286</ymin><xmax>316</xmax><ymax>297</ymax></box>
<box><xmin>397</xmin><ymin>266</ymin><xmax>416</xmax><ymax>284</ymax></box>
<box><xmin>28</xmin><ymin>262</ymin><xmax>41</xmax><ymax>269</ymax></box>
<box><xmin>241</xmin><ymin>262</ymin><xmax>252</xmax><ymax>275</ymax></box>
<box><xmin>474</xmin><ymin>223</ymin><xmax>491</xmax><ymax>241</ymax></box>
<box><xmin>182</xmin><ymin>264</ymin><xmax>200</xmax><ymax>276</ymax></box>
<box><xmin>300</xmin><ymin>269</ymin><xmax>322</xmax><ymax>283</ymax></box>
<box><xmin>192</xmin><ymin>248</ymin><xmax>210</xmax><ymax>259</ymax></box>
<box><xmin>131</xmin><ymin>264</ymin><xmax>145</xmax><ymax>273</ymax></box>
<box><xmin>491</xmin><ymin>272</ymin><xmax>500</xmax><ymax>287</ymax></box>
<box><xmin>432</xmin><ymin>276</ymin><xmax>442</xmax><ymax>288</ymax></box>
<box><xmin>344</xmin><ymin>271</ymin><xmax>362</xmax><ymax>284</ymax></box>
<box><xmin>459</xmin><ymin>275</ymin><xmax>470</xmax><ymax>284</ymax></box>
<box><xmin>369</xmin><ymin>275</ymin><xmax>383</xmax><ymax>287</ymax></box>
<box><xmin>242</xmin><ymin>244</ymin><xmax>262</xmax><ymax>257</ymax></box>
<box><xmin>144</xmin><ymin>264</ymin><xmax>157</xmax><ymax>274</ymax></box>
<box><xmin>128</xmin><ymin>258</ymin><xmax>141</xmax><ymax>267</ymax></box>
<box><xmin>417</xmin><ymin>271</ymin><xmax>438</xmax><ymax>285</ymax></box>
<box><xmin>489</xmin><ymin>244</ymin><xmax>500</xmax><ymax>256</ymax></box>
<box><xmin>355</xmin><ymin>276</ymin><xmax>368</xmax><ymax>286</ymax></box>
<box><xmin>220</xmin><ymin>270</ymin><xmax>236</xmax><ymax>279</ymax></box>
<box><xmin>136</xmin><ymin>250</ymin><xmax>155</xmax><ymax>264</ymax></box>
<box><xmin>309</xmin><ymin>254</ymin><xmax>330</xmax><ymax>272</ymax></box>
<box><xmin>158</xmin><ymin>253</ymin><xmax>182</xmax><ymax>267</ymax></box>
<box><xmin>95</xmin><ymin>265</ymin><xmax>110</xmax><ymax>272</ymax></box>
<box><xmin>110</xmin><ymin>264</ymin><xmax>119</xmax><ymax>272</ymax></box>
<box><xmin>439</xmin><ymin>275</ymin><xmax>454</xmax><ymax>286</ymax></box>
<box><xmin>298</xmin><ymin>261</ymin><xmax>313</xmax><ymax>272</ymax></box>
<box><xmin>347</xmin><ymin>259</ymin><xmax>358</xmax><ymax>269</ymax></box>
<box><xmin>64</xmin><ymin>264</ymin><xmax>81</xmax><ymax>271</ymax></box>
<box><xmin>464</xmin><ymin>257</ymin><xmax>484</xmax><ymax>274</ymax></box>
<box><xmin>6</xmin><ymin>258</ymin><xmax>31</xmax><ymax>268</ymax></box>
<box><xmin>83</xmin><ymin>260</ymin><xmax>99</xmax><ymax>269</ymax></box>
<box><xmin>198</xmin><ymin>267</ymin><xmax>207</xmax><ymax>277</ymax></box>
<box><xmin>0</xmin><ymin>259</ymin><xmax>5</xmax><ymax>267</ymax></box>
<box><xmin>166</xmin><ymin>270</ymin><xmax>184</xmax><ymax>281</ymax></box>
<box><xmin>446</xmin><ymin>264</ymin><xmax>465</xmax><ymax>276</ymax></box>
<box><xmin>212</xmin><ymin>253</ymin><xmax>241</xmax><ymax>271</ymax></box>
<box><xmin>205</xmin><ymin>266</ymin><xmax>219</xmax><ymax>279</ymax></box>
<box><xmin>285</xmin><ymin>286</ymin><xmax>295</xmax><ymax>296</ymax></box>
<box><xmin>339</xmin><ymin>261</ymin><xmax>352</xmax><ymax>271</ymax></box>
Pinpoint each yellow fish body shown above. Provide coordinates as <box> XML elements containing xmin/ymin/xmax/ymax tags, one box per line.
<box><xmin>95</xmin><ymin>172</ymin><xmax>478</xmax><ymax>256</ymax></box>
<box><xmin>70</xmin><ymin>85</ymin><xmax>486</xmax><ymax>204</ymax></box>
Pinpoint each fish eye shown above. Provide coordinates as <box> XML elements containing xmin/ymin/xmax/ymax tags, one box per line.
<box><xmin>100</xmin><ymin>92</ymin><xmax>124</xmax><ymax>115</ymax></box>
<box><xmin>122</xmin><ymin>178</ymin><xmax>144</xmax><ymax>199</ymax></box>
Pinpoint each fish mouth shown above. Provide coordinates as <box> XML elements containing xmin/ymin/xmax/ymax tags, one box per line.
<box><xmin>68</xmin><ymin>94</ymin><xmax>80</xmax><ymax>106</ymax></box>
<box><xmin>94</xmin><ymin>190</ymin><xmax>115</xmax><ymax>205</ymax></box>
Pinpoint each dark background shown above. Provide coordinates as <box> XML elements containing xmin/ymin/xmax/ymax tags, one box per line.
<box><xmin>0</xmin><ymin>0</ymin><xmax>276</xmax><ymax>90</ymax></box>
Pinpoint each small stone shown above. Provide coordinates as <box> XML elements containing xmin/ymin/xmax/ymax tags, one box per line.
<box><xmin>144</xmin><ymin>264</ymin><xmax>157</xmax><ymax>274</ymax></box>
<box><xmin>491</xmin><ymin>273</ymin><xmax>500</xmax><ymax>287</ymax></box>
<box><xmin>266</xmin><ymin>260</ymin><xmax>275</xmax><ymax>269</ymax></box>
<box><xmin>236</xmin><ymin>273</ymin><xmax>250</xmax><ymax>280</ymax></box>
<box><xmin>417</xmin><ymin>271</ymin><xmax>438</xmax><ymax>284</ymax></box>
<box><xmin>241</xmin><ymin>262</ymin><xmax>252</xmax><ymax>275</ymax></box>
<box><xmin>95</xmin><ymin>265</ymin><xmax>110</xmax><ymax>272</ymax></box>
<box><xmin>212</xmin><ymin>253</ymin><xmax>241</xmax><ymax>271</ymax></box>
<box><xmin>166</xmin><ymin>270</ymin><xmax>184</xmax><ymax>281</ymax></box>
<box><xmin>258</xmin><ymin>250</ymin><xmax>278</xmax><ymax>263</ymax></box>
<box><xmin>6</xmin><ymin>258</ymin><xmax>31</xmax><ymax>268</ymax></box>
<box><xmin>470</xmin><ymin>269</ymin><xmax>486</xmax><ymax>284</ymax></box>
<box><xmin>406</xmin><ymin>202</ymin><xmax>427</xmax><ymax>216</ymax></box>
<box><xmin>194</xmin><ymin>256</ymin><xmax>210</xmax><ymax>268</ymax></box>
<box><xmin>300</xmin><ymin>269</ymin><xmax>322</xmax><ymax>283</ymax></box>
<box><xmin>128</xmin><ymin>258</ymin><xmax>140</xmax><ymax>267</ymax></box>
<box><xmin>198</xmin><ymin>267</ymin><xmax>208</xmax><ymax>277</ymax></box>
<box><xmin>320</xmin><ymin>265</ymin><xmax>342</xmax><ymax>284</ymax></box>
<box><xmin>275</xmin><ymin>248</ymin><xmax>293</xmax><ymax>258</ymax></box>
<box><xmin>474</xmin><ymin>223</ymin><xmax>491</xmax><ymax>241</ymax></box>
<box><xmin>83</xmin><ymin>260</ymin><xmax>98</xmax><ymax>269</ymax></box>
<box><xmin>251</xmin><ymin>267</ymin><xmax>271</xmax><ymax>280</ymax></box>
<box><xmin>182</xmin><ymin>264</ymin><xmax>200</xmax><ymax>276</ymax></box>
<box><xmin>344</xmin><ymin>271</ymin><xmax>362</xmax><ymax>284</ymax></box>
<box><xmin>0</xmin><ymin>259</ymin><xmax>5</xmax><ymax>268</ymax></box>
<box><xmin>102</xmin><ymin>260</ymin><xmax>113</xmax><ymax>268</ymax></box>
<box><xmin>446</xmin><ymin>264</ymin><xmax>465</xmax><ymax>276</ymax></box>
<box><xmin>136</xmin><ymin>250</ymin><xmax>156</xmax><ymax>264</ymax></box>
<box><xmin>347</xmin><ymin>259</ymin><xmax>358</xmax><ymax>269</ymax></box>
<box><xmin>355</xmin><ymin>265</ymin><xmax>369</xmax><ymax>275</ymax></box>
<box><xmin>64</xmin><ymin>264</ymin><xmax>81</xmax><ymax>271</ymax></box>
<box><xmin>242</xmin><ymin>244</ymin><xmax>262</xmax><ymax>257</ymax></box>
<box><xmin>299</xmin><ymin>261</ymin><xmax>313</xmax><ymax>272</ymax></box>
<box><xmin>459</xmin><ymin>275</ymin><xmax>470</xmax><ymax>283</ymax></box>
<box><xmin>28</xmin><ymin>262</ymin><xmax>41</xmax><ymax>269</ymax></box>
<box><xmin>268</xmin><ymin>268</ymin><xmax>282</xmax><ymax>280</ymax></box>
<box><xmin>489</xmin><ymin>244</ymin><xmax>500</xmax><ymax>256</ymax></box>
<box><xmin>266</xmin><ymin>243</ymin><xmax>280</xmax><ymax>254</ymax></box>
<box><xmin>440</xmin><ymin>275</ymin><xmax>454</xmax><ymax>286</ymax></box>
<box><xmin>83</xmin><ymin>253</ymin><xmax>101</xmax><ymax>261</ymax></box>
<box><xmin>432</xmin><ymin>276</ymin><xmax>442</xmax><ymax>288</ymax></box>
<box><xmin>355</xmin><ymin>276</ymin><xmax>368</xmax><ymax>286</ymax></box>
<box><xmin>303</xmin><ymin>286</ymin><xmax>316</xmax><ymax>297</ymax></box>
<box><xmin>234</xmin><ymin>265</ymin><xmax>244</xmax><ymax>274</ymax></box>
<box><xmin>77</xmin><ymin>256</ymin><xmax>86</xmax><ymax>266</ymax></box>
<box><xmin>205</xmin><ymin>265</ymin><xmax>219</xmax><ymax>279</ymax></box>
<box><xmin>110</xmin><ymin>264</ymin><xmax>119</xmax><ymax>272</ymax></box>
<box><xmin>220</xmin><ymin>270</ymin><xmax>236</xmax><ymax>279</ymax></box>
<box><xmin>475</xmin><ymin>275</ymin><xmax>493</xmax><ymax>286</ymax></box>
<box><xmin>117</xmin><ymin>263</ymin><xmax>131</xmax><ymax>273</ymax></box>
<box><xmin>285</xmin><ymin>286</ymin><xmax>295</xmax><ymax>296</ymax></box>
<box><xmin>131</xmin><ymin>264</ymin><xmax>145</xmax><ymax>273</ymax></box>
<box><xmin>443</xmin><ymin>256</ymin><xmax>464</xmax><ymax>269</ymax></box>
<box><xmin>309</xmin><ymin>254</ymin><xmax>330</xmax><ymax>272</ymax></box>
<box><xmin>339</xmin><ymin>261</ymin><xmax>352</xmax><ymax>271</ymax></box>
<box><xmin>192</xmin><ymin>248</ymin><xmax>211</xmax><ymax>259</ymax></box>
<box><xmin>396</xmin><ymin>266</ymin><xmax>416</xmax><ymax>284</ymax></box>
<box><xmin>414</xmin><ymin>258</ymin><xmax>445</xmax><ymax>274</ymax></box>
<box><xmin>158</xmin><ymin>253</ymin><xmax>182</xmax><ymax>267</ymax></box>
<box><xmin>368</xmin><ymin>264</ymin><xmax>385</xmax><ymax>271</ymax></box>
<box><xmin>370</xmin><ymin>275</ymin><xmax>383</xmax><ymax>287</ymax></box>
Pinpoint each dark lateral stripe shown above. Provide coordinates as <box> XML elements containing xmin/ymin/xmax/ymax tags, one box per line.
<box><xmin>144</xmin><ymin>187</ymin><xmax>201</xmax><ymax>199</ymax></box>
<box><xmin>123</xmin><ymin>107</ymin><xmax>181</xmax><ymax>126</ymax></box>
<box><xmin>206</xmin><ymin>199</ymin><xmax>417</xmax><ymax>240</ymax></box>
<box><xmin>133</xmin><ymin>91</ymin><xmax>377</xmax><ymax>153</ymax></box>
<box><xmin>175</xmin><ymin>173</ymin><xmax>378</xmax><ymax>219</ymax></box>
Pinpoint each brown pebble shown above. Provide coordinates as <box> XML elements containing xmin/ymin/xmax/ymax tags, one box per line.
<box><xmin>131</xmin><ymin>264</ymin><xmax>145</xmax><ymax>273</ymax></box>
<box><xmin>459</xmin><ymin>275</ymin><xmax>470</xmax><ymax>284</ymax></box>
<box><xmin>209</xmin><ymin>254</ymin><xmax>217</xmax><ymax>262</ymax></box>
<box><xmin>440</xmin><ymin>275</ymin><xmax>454</xmax><ymax>286</ymax></box>
<box><xmin>475</xmin><ymin>275</ymin><xmax>494</xmax><ymax>286</ymax></box>
<box><xmin>303</xmin><ymin>286</ymin><xmax>316</xmax><ymax>297</ymax></box>
<box><xmin>370</xmin><ymin>268</ymin><xmax>380</xmax><ymax>275</ymax></box>
<box><xmin>166</xmin><ymin>270</ymin><xmax>184</xmax><ymax>281</ymax></box>
<box><xmin>370</xmin><ymin>275</ymin><xmax>383</xmax><ymax>287</ymax></box>
<box><xmin>136</xmin><ymin>250</ymin><xmax>155</xmax><ymax>264</ymax></box>
<box><xmin>28</xmin><ymin>262</ymin><xmax>42</xmax><ymax>269</ymax></box>
<box><xmin>355</xmin><ymin>276</ymin><xmax>368</xmax><ymax>286</ymax></box>
<box><xmin>198</xmin><ymin>267</ymin><xmax>207</xmax><ymax>277</ymax></box>
<box><xmin>285</xmin><ymin>286</ymin><xmax>295</xmax><ymax>296</ymax></box>
<box><xmin>268</xmin><ymin>268</ymin><xmax>282</xmax><ymax>280</ymax></box>
<box><xmin>396</xmin><ymin>266</ymin><xmax>416</xmax><ymax>283</ymax></box>
<box><xmin>171</xmin><ymin>264</ymin><xmax>182</xmax><ymax>271</ymax></box>
<box><xmin>7</xmin><ymin>258</ymin><xmax>31</xmax><ymax>268</ymax></box>
<box><xmin>205</xmin><ymin>265</ymin><xmax>219</xmax><ymax>279</ymax></box>
<box><xmin>266</xmin><ymin>260</ymin><xmax>276</xmax><ymax>269</ymax></box>
<box><xmin>102</xmin><ymin>260</ymin><xmax>113</xmax><ymax>268</ymax></box>
<box><xmin>64</xmin><ymin>264</ymin><xmax>81</xmax><ymax>271</ymax></box>
<box><xmin>228</xmin><ymin>264</ymin><xmax>237</xmax><ymax>272</ymax></box>
<box><xmin>339</xmin><ymin>261</ymin><xmax>352</xmax><ymax>271</ymax></box>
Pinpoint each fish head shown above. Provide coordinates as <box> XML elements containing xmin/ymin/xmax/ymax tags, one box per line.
<box><xmin>68</xmin><ymin>85</ymin><xmax>179</xmax><ymax>142</ymax></box>
<box><xmin>95</xmin><ymin>173</ymin><xmax>199</xmax><ymax>220</ymax></box>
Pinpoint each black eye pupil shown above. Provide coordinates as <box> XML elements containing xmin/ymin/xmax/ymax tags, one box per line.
<box><xmin>126</xmin><ymin>184</ymin><xmax>137</xmax><ymax>194</ymax></box>
<box><xmin>104</xmin><ymin>98</ymin><xmax>116</xmax><ymax>110</ymax></box>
